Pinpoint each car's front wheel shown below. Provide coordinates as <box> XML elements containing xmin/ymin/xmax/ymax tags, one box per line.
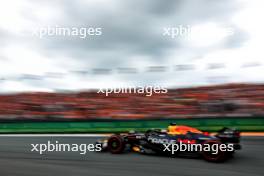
<box><xmin>107</xmin><ymin>135</ymin><xmax>126</xmax><ymax>154</ymax></box>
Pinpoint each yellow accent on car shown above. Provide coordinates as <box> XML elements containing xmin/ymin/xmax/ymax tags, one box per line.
<box><xmin>132</xmin><ymin>146</ymin><xmax>140</xmax><ymax>152</ymax></box>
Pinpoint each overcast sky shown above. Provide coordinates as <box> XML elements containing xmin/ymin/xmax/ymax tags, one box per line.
<box><xmin>0</xmin><ymin>0</ymin><xmax>264</xmax><ymax>93</ymax></box>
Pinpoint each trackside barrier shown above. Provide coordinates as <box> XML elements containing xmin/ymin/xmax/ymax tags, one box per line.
<box><xmin>0</xmin><ymin>117</ymin><xmax>263</xmax><ymax>133</ymax></box>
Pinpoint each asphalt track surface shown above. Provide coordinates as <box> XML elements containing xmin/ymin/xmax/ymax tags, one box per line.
<box><xmin>0</xmin><ymin>136</ymin><xmax>263</xmax><ymax>176</ymax></box>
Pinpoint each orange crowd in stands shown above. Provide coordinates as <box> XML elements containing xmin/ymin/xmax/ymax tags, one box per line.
<box><xmin>0</xmin><ymin>84</ymin><xmax>263</xmax><ymax>120</ymax></box>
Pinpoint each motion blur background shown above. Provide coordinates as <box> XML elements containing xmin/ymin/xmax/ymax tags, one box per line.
<box><xmin>1</xmin><ymin>1</ymin><xmax>264</xmax><ymax>176</ymax></box>
<box><xmin>0</xmin><ymin>0</ymin><xmax>264</xmax><ymax>133</ymax></box>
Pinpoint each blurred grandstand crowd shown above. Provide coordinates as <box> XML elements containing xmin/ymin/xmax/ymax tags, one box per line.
<box><xmin>0</xmin><ymin>84</ymin><xmax>263</xmax><ymax>121</ymax></box>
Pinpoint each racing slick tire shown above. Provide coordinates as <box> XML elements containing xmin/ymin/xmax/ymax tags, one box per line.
<box><xmin>107</xmin><ymin>135</ymin><xmax>126</xmax><ymax>154</ymax></box>
<box><xmin>201</xmin><ymin>140</ymin><xmax>227</xmax><ymax>162</ymax></box>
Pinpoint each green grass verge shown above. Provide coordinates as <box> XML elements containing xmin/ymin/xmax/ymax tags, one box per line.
<box><xmin>0</xmin><ymin>117</ymin><xmax>263</xmax><ymax>133</ymax></box>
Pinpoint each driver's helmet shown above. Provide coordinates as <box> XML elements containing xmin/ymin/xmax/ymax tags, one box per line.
<box><xmin>168</xmin><ymin>123</ymin><xmax>180</xmax><ymax>135</ymax></box>
<box><xmin>168</xmin><ymin>123</ymin><xmax>203</xmax><ymax>135</ymax></box>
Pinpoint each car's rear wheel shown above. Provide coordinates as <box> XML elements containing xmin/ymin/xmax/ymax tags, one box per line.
<box><xmin>201</xmin><ymin>140</ymin><xmax>227</xmax><ymax>162</ymax></box>
<box><xmin>107</xmin><ymin>135</ymin><xmax>125</xmax><ymax>154</ymax></box>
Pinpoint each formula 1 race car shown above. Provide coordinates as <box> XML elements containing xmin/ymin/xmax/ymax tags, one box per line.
<box><xmin>96</xmin><ymin>124</ymin><xmax>241</xmax><ymax>162</ymax></box>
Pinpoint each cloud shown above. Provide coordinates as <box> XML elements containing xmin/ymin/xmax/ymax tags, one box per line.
<box><xmin>0</xmin><ymin>0</ymin><xmax>262</xmax><ymax>92</ymax></box>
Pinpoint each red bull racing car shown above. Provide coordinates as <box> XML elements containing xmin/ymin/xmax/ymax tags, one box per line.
<box><xmin>96</xmin><ymin>124</ymin><xmax>241</xmax><ymax>162</ymax></box>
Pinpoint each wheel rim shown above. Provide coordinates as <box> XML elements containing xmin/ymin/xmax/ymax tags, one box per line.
<box><xmin>111</xmin><ymin>140</ymin><xmax>119</xmax><ymax>149</ymax></box>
